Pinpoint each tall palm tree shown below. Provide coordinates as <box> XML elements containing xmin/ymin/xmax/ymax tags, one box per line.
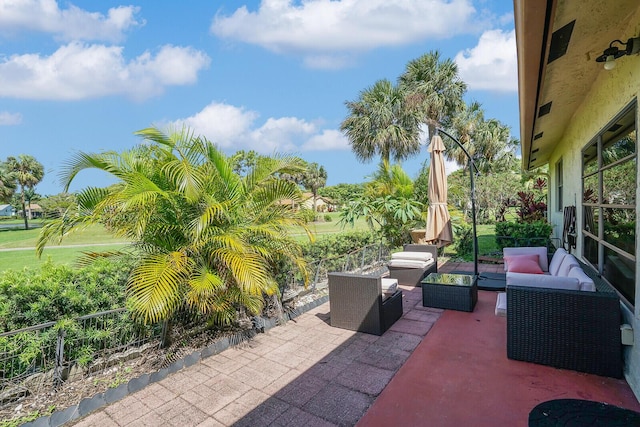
<box><xmin>446</xmin><ymin>101</ymin><xmax>484</xmax><ymax>168</ymax></box>
<box><xmin>6</xmin><ymin>155</ymin><xmax>44</xmax><ymax>230</ymax></box>
<box><xmin>341</xmin><ymin>79</ymin><xmax>421</xmax><ymax>164</ymax></box>
<box><xmin>302</xmin><ymin>162</ymin><xmax>327</xmax><ymax>213</ymax></box>
<box><xmin>399</xmin><ymin>51</ymin><xmax>467</xmax><ymax>142</ymax></box>
<box><xmin>37</xmin><ymin>126</ymin><xmax>313</xmax><ymax>325</ymax></box>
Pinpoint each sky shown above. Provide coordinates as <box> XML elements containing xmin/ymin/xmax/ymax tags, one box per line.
<box><xmin>0</xmin><ymin>0</ymin><xmax>519</xmax><ymax>196</ymax></box>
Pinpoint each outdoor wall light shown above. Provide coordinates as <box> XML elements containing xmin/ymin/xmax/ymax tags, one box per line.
<box><xmin>595</xmin><ymin>37</ymin><xmax>640</xmax><ymax>70</ymax></box>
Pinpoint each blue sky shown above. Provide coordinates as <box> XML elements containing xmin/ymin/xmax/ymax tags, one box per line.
<box><xmin>0</xmin><ymin>0</ymin><xmax>518</xmax><ymax>196</ymax></box>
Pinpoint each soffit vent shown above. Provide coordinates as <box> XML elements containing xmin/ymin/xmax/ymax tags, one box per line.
<box><xmin>538</xmin><ymin>102</ymin><xmax>552</xmax><ymax>117</ymax></box>
<box><xmin>547</xmin><ymin>20</ymin><xmax>576</xmax><ymax>64</ymax></box>
<box><xmin>532</xmin><ymin>148</ymin><xmax>540</xmax><ymax>154</ymax></box>
<box><xmin>534</xmin><ymin>132</ymin><xmax>544</xmax><ymax>140</ymax></box>
<box><xmin>608</xmin><ymin>123</ymin><xmax>622</xmax><ymax>132</ymax></box>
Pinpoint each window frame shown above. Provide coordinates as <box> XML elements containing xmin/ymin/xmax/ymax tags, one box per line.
<box><xmin>581</xmin><ymin>101</ymin><xmax>637</xmax><ymax>307</ymax></box>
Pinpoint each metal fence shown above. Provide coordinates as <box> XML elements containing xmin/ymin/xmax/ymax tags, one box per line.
<box><xmin>0</xmin><ymin>308</ymin><xmax>161</xmax><ymax>408</ymax></box>
<box><xmin>1</xmin><ymin>242</ymin><xmax>392</xmax><ymax>409</ymax></box>
<box><xmin>283</xmin><ymin>242</ymin><xmax>391</xmax><ymax>298</ymax></box>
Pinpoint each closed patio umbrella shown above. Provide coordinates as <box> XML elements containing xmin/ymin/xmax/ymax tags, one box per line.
<box><xmin>424</xmin><ymin>134</ymin><xmax>453</xmax><ymax>246</ymax></box>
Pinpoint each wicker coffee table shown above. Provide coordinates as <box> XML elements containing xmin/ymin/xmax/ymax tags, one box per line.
<box><xmin>421</xmin><ymin>273</ymin><xmax>477</xmax><ymax>312</ymax></box>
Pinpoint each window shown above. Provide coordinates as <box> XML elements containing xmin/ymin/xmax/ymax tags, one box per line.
<box><xmin>556</xmin><ymin>159</ymin><xmax>563</xmax><ymax>211</ymax></box>
<box><xmin>581</xmin><ymin>102</ymin><xmax>637</xmax><ymax>306</ymax></box>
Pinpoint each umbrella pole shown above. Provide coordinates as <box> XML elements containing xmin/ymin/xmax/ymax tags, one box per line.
<box><xmin>436</xmin><ymin>128</ymin><xmax>479</xmax><ymax>277</ymax></box>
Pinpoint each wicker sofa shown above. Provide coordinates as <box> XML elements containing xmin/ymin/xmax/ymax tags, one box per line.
<box><xmin>328</xmin><ymin>272</ymin><xmax>403</xmax><ymax>335</ymax></box>
<box><xmin>387</xmin><ymin>244</ymin><xmax>438</xmax><ymax>286</ymax></box>
<box><xmin>506</xmin><ymin>251</ymin><xmax>622</xmax><ymax>378</ymax></box>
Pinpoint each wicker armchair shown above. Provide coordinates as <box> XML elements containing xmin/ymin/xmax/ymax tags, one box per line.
<box><xmin>387</xmin><ymin>244</ymin><xmax>438</xmax><ymax>286</ymax></box>
<box><xmin>328</xmin><ymin>272</ymin><xmax>403</xmax><ymax>335</ymax></box>
<box><xmin>507</xmin><ymin>258</ymin><xmax>622</xmax><ymax>378</ymax></box>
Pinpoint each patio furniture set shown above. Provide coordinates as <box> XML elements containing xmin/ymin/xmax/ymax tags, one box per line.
<box><xmin>327</xmin><ymin>243</ymin><xmax>625</xmax><ymax>380</ymax></box>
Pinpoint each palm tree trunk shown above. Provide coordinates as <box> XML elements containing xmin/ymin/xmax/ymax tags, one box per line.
<box><xmin>20</xmin><ymin>188</ymin><xmax>28</xmax><ymax>230</ymax></box>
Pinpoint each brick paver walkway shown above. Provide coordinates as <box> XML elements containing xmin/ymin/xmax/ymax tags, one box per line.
<box><xmin>70</xmin><ymin>284</ymin><xmax>442</xmax><ymax>426</ymax></box>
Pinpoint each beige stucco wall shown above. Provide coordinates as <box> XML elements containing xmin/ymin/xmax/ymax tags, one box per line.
<box><xmin>545</xmin><ymin>50</ymin><xmax>640</xmax><ymax>397</ymax></box>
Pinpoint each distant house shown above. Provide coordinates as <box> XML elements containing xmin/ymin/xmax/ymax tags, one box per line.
<box><xmin>278</xmin><ymin>193</ymin><xmax>337</xmax><ymax>212</ymax></box>
<box><xmin>0</xmin><ymin>204</ymin><xmax>13</xmax><ymax>217</ymax></box>
<box><xmin>301</xmin><ymin>193</ymin><xmax>336</xmax><ymax>212</ymax></box>
<box><xmin>18</xmin><ymin>204</ymin><xmax>43</xmax><ymax>219</ymax></box>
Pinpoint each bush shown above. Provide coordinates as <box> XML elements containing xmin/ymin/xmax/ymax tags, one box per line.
<box><xmin>301</xmin><ymin>230</ymin><xmax>379</xmax><ymax>262</ymax></box>
<box><xmin>324</xmin><ymin>214</ymin><xmax>332</xmax><ymax>222</ymax></box>
<box><xmin>0</xmin><ymin>256</ymin><xmax>136</xmax><ymax>332</ymax></box>
<box><xmin>454</xmin><ymin>222</ymin><xmax>473</xmax><ymax>258</ymax></box>
<box><xmin>495</xmin><ymin>220</ymin><xmax>553</xmax><ymax>250</ymax></box>
<box><xmin>300</xmin><ymin>208</ymin><xmax>316</xmax><ymax>223</ymax></box>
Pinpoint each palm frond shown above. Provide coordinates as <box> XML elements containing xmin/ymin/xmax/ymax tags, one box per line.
<box><xmin>127</xmin><ymin>252</ymin><xmax>191</xmax><ymax>324</ymax></box>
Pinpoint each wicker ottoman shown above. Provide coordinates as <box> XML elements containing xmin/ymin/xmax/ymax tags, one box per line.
<box><xmin>421</xmin><ymin>273</ymin><xmax>477</xmax><ymax>312</ymax></box>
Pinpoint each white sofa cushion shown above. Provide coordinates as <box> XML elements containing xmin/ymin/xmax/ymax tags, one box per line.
<box><xmin>557</xmin><ymin>254</ymin><xmax>580</xmax><ymax>276</ymax></box>
<box><xmin>391</xmin><ymin>251</ymin><xmax>433</xmax><ymax>262</ymax></box>
<box><xmin>503</xmin><ymin>247</ymin><xmax>549</xmax><ymax>272</ymax></box>
<box><xmin>548</xmin><ymin>248</ymin><xmax>568</xmax><ymax>276</ymax></box>
<box><xmin>388</xmin><ymin>259</ymin><xmax>434</xmax><ymax>269</ymax></box>
<box><xmin>506</xmin><ymin>272</ymin><xmax>580</xmax><ymax>290</ymax></box>
<box><xmin>568</xmin><ymin>268</ymin><xmax>596</xmax><ymax>292</ymax></box>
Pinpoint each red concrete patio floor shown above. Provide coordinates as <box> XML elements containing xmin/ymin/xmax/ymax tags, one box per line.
<box><xmin>66</xmin><ymin>260</ymin><xmax>640</xmax><ymax>426</ymax></box>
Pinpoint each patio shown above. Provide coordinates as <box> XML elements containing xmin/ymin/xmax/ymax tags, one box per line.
<box><xmin>64</xmin><ymin>260</ymin><xmax>640</xmax><ymax>427</ymax></box>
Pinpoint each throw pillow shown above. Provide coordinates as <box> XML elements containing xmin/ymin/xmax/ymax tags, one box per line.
<box><xmin>504</xmin><ymin>254</ymin><xmax>544</xmax><ymax>274</ymax></box>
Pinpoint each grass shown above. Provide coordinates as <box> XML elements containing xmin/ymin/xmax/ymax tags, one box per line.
<box><xmin>0</xmin><ymin>212</ymin><xmax>369</xmax><ymax>271</ymax></box>
<box><xmin>0</xmin><ymin>244</ymin><xmax>131</xmax><ymax>272</ymax></box>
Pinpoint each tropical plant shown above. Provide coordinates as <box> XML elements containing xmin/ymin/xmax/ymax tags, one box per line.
<box><xmin>37</xmin><ymin>127</ymin><xmax>313</xmax><ymax>325</ymax></box>
<box><xmin>399</xmin><ymin>50</ymin><xmax>467</xmax><ymax>141</ymax></box>
<box><xmin>339</xmin><ymin>162</ymin><xmax>422</xmax><ymax>248</ymax></box>
<box><xmin>341</xmin><ymin>79</ymin><xmax>421</xmax><ymax>164</ymax></box>
<box><xmin>301</xmin><ymin>162</ymin><xmax>327</xmax><ymax>213</ymax></box>
<box><xmin>6</xmin><ymin>155</ymin><xmax>44</xmax><ymax>229</ymax></box>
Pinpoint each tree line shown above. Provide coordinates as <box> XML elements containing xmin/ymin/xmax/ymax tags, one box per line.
<box><xmin>0</xmin><ymin>155</ymin><xmax>45</xmax><ymax>229</ymax></box>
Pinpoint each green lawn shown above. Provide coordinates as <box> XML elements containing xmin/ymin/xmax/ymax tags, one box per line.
<box><xmin>0</xmin><ymin>243</ymin><xmax>132</xmax><ymax>271</ymax></box>
<box><xmin>0</xmin><ymin>213</ymin><xmax>370</xmax><ymax>271</ymax></box>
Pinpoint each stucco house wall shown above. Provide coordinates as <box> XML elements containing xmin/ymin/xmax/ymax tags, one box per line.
<box><xmin>545</xmin><ymin>37</ymin><xmax>640</xmax><ymax>397</ymax></box>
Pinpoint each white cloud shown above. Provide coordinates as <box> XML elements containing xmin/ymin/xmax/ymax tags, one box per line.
<box><xmin>455</xmin><ymin>29</ymin><xmax>517</xmax><ymax>92</ymax></box>
<box><xmin>174</xmin><ymin>101</ymin><xmax>349</xmax><ymax>153</ymax></box>
<box><xmin>212</xmin><ymin>0</ymin><xmax>476</xmax><ymax>68</ymax></box>
<box><xmin>0</xmin><ymin>0</ymin><xmax>143</xmax><ymax>42</ymax></box>
<box><xmin>0</xmin><ymin>42</ymin><xmax>210</xmax><ymax>101</ymax></box>
<box><xmin>301</xmin><ymin>130</ymin><xmax>350</xmax><ymax>151</ymax></box>
<box><xmin>0</xmin><ymin>111</ymin><xmax>22</xmax><ymax>125</ymax></box>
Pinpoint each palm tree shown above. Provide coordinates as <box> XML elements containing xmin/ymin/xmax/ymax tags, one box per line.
<box><xmin>399</xmin><ymin>51</ymin><xmax>467</xmax><ymax>142</ymax></box>
<box><xmin>0</xmin><ymin>161</ymin><xmax>16</xmax><ymax>202</ymax></box>
<box><xmin>37</xmin><ymin>126</ymin><xmax>313</xmax><ymax>325</ymax></box>
<box><xmin>446</xmin><ymin>101</ymin><xmax>484</xmax><ymax>168</ymax></box>
<box><xmin>341</xmin><ymin>79</ymin><xmax>421</xmax><ymax>164</ymax></box>
<box><xmin>302</xmin><ymin>162</ymin><xmax>327</xmax><ymax>213</ymax></box>
<box><xmin>6</xmin><ymin>155</ymin><xmax>44</xmax><ymax>230</ymax></box>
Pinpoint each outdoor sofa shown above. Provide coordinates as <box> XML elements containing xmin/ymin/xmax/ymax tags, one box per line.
<box><xmin>328</xmin><ymin>272</ymin><xmax>403</xmax><ymax>335</ymax></box>
<box><xmin>387</xmin><ymin>244</ymin><xmax>438</xmax><ymax>286</ymax></box>
<box><xmin>505</xmin><ymin>247</ymin><xmax>622</xmax><ymax>378</ymax></box>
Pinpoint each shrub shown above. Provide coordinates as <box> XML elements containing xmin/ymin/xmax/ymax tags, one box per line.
<box><xmin>324</xmin><ymin>214</ymin><xmax>332</xmax><ymax>222</ymax></box>
<box><xmin>495</xmin><ymin>220</ymin><xmax>552</xmax><ymax>250</ymax></box>
<box><xmin>300</xmin><ymin>208</ymin><xmax>316</xmax><ymax>223</ymax></box>
<box><xmin>0</xmin><ymin>256</ymin><xmax>135</xmax><ymax>332</ymax></box>
<box><xmin>453</xmin><ymin>222</ymin><xmax>473</xmax><ymax>258</ymax></box>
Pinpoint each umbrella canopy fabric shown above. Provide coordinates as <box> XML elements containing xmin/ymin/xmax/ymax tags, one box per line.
<box><xmin>424</xmin><ymin>134</ymin><xmax>453</xmax><ymax>246</ymax></box>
